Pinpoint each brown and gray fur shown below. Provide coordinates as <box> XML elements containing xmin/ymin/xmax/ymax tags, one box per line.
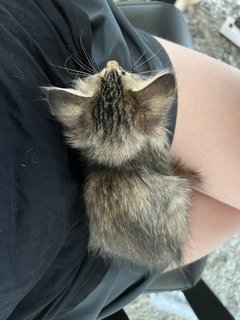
<box><xmin>43</xmin><ymin>60</ymin><xmax>200</xmax><ymax>270</ymax></box>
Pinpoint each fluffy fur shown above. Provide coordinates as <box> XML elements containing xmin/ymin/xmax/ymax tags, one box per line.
<box><xmin>43</xmin><ymin>61</ymin><xmax>200</xmax><ymax>269</ymax></box>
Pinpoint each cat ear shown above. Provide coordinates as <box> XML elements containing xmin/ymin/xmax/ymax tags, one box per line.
<box><xmin>134</xmin><ymin>71</ymin><xmax>177</xmax><ymax>132</ymax></box>
<box><xmin>135</xmin><ymin>70</ymin><xmax>176</xmax><ymax>104</ymax></box>
<box><xmin>42</xmin><ymin>87</ymin><xmax>89</xmax><ymax>127</ymax></box>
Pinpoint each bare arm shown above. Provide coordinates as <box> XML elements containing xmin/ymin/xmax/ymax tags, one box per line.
<box><xmin>155</xmin><ymin>37</ymin><xmax>240</xmax><ymax>267</ymax></box>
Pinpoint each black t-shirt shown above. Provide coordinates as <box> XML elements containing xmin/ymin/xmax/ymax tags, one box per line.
<box><xmin>0</xmin><ymin>1</ymin><xmax>177</xmax><ymax>319</ymax></box>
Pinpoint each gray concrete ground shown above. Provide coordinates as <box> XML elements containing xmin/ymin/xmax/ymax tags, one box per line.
<box><xmin>119</xmin><ymin>0</ymin><xmax>240</xmax><ymax>319</ymax></box>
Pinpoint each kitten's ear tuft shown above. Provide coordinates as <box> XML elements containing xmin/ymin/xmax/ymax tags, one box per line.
<box><xmin>41</xmin><ymin>87</ymin><xmax>88</xmax><ymax>127</ymax></box>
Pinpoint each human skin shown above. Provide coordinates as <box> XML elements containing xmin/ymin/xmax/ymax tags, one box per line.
<box><xmin>155</xmin><ymin>37</ymin><xmax>240</xmax><ymax>268</ymax></box>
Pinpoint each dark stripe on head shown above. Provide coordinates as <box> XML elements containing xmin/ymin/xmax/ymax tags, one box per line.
<box><xmin>93</xmin><ymin>70</ymin><xmax>131</xmax><ymax>137</ymax></box>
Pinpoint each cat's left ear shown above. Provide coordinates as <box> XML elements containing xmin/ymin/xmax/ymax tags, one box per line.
<box><xmin>133</xmin><ymin>70</ymin><xmax>177</xmax><ymax>132</ymax></box>
<box><xmin>41</xmin><ymin>87</ymin><xmax>89</xmax><ymax>127</ymax></box>
<box><xmin>135</xmin><ymin>70</ymin><xmax>176</xmax><ymax>107</ymax></box>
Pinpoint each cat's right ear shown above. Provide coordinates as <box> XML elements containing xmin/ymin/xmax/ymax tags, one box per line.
<box><xmin>41</xmin><ymin>87</ymin><xmax>89</xmax><ymax>127</ymax></box>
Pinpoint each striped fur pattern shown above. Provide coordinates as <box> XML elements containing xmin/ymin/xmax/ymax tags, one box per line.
<box><xmin>44</xmin><ymin>61</ymin><xmax>200</xmax><ymax>269</ymax></box>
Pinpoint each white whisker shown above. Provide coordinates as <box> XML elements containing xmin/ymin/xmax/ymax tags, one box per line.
<box><xmin>132</xmin><ymin>49</ymin><xmax>160</xmax><ymax>72</ymax></box>
<box><xmin>137</xmin><ymin>69</ymin><xmax>161</xmax><ymax>76</ymax></box>
<box><xmin>131</xmin><ymin>49</ymin><xmax>147</xmax><ymax>70</ymax></box>
<box><xmin>49</xmin><ymin>62</ymin><xmax>78</xmax><ymax>75</ymax></box>
<box><xmin>64</xmin><ymin>52</ymin><xmax>77</xmax><ymax>73</ymax></box>
<box><xmin>49</xmin><ymin>63</ymin><xmax>91</xmax><ymax>79</ymax></box>
<box><xmin>70</xmin><ymin>53</ymin><xmax>94</xmax><ymax>74</ymax></box>
<box><xmin>79</xmin><ymin>31</ymin><xmax>100</xmax><ymax>73</ymax></box>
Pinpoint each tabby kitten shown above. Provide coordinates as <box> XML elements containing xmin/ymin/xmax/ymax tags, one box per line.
<box><xmin>44</xmin><ymin>60</ymin><xmax>198</xmax><ymax>269</ymax></box>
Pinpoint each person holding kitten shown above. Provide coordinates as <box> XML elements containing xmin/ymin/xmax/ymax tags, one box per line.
<box><xmin>0</xmin><ymin>0</ymin><xmax>239</xmax><ymax>319</ymax></box>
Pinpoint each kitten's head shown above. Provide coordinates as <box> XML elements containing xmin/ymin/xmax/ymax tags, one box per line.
<box><xmin>43</xmin><ymin>61</ymin><xmax>176</xmax><ymax>166</ymax></box>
